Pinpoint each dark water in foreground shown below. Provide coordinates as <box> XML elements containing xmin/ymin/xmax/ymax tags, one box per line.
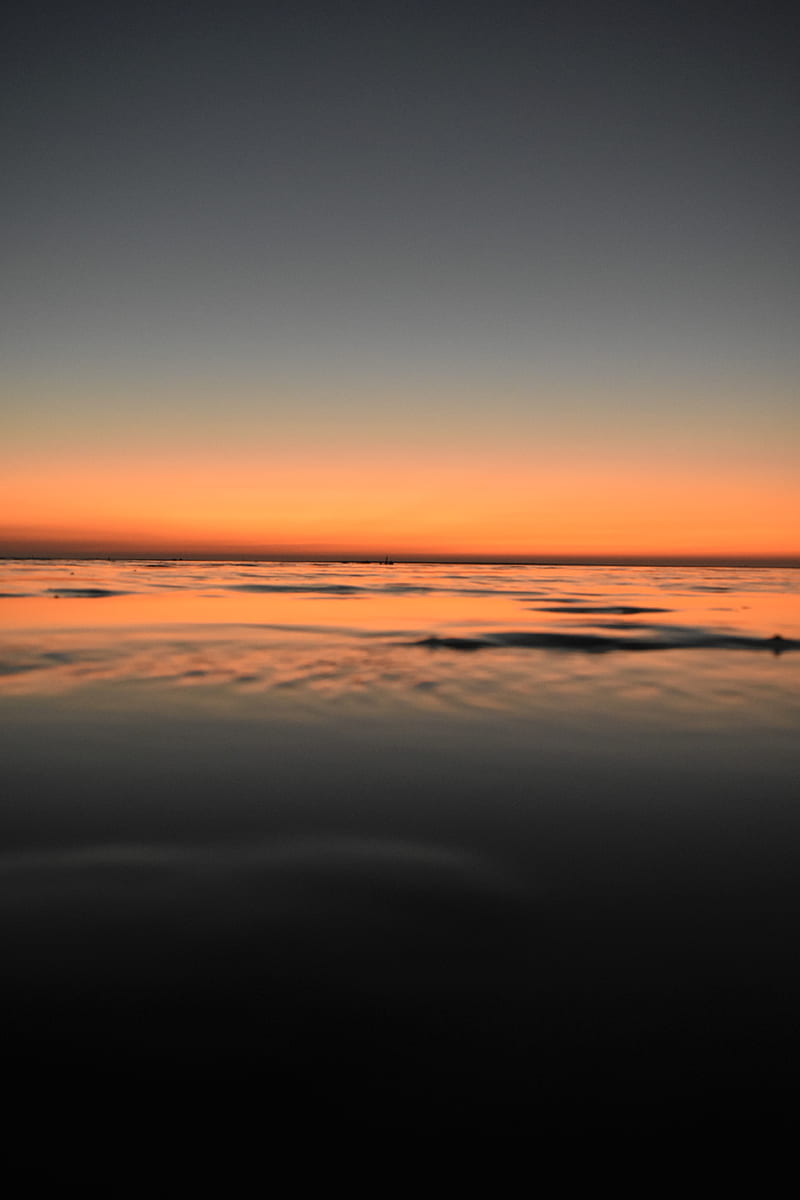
<box><xmin>2</xmin><ymin>560</ymin><xmax>799</xmax><ymax>1130</ymax></box>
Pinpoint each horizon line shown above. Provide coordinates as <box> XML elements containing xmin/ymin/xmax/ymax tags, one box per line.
<box><xmin>2</xmin><ymin>552</ymin><xmax>798</xmax><ymax>568</ymax></box>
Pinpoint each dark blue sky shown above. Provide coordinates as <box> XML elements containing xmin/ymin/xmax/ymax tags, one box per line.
<box><xmin>4</xmin><ymin>0</ymin><xmax>797</xmax><ymax>372</ymax></box>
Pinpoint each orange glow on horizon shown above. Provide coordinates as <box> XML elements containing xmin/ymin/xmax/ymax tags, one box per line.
<box><xmin>2</xmin><ymin>448</ymin><xmax>798</xmax><ymax>562</ymax></box>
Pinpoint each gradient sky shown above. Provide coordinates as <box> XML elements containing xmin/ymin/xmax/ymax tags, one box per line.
<box><xmin>2</xmin><ymin>0</ymin><xmax>798</xmax><ymax>560</ymax></box>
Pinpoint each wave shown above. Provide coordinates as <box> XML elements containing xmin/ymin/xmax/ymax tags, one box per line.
<box><xmin>413</xmin><ymin>631</ymin><xmax>798</xmax><ymax>654</ymax></box>
<box><xmin>532</xmin><ymin>605</ymin><xmax>672</xmax><ymax>614</ymax></box>
<box><xmin>230</xmin><ymin>583</ymin><xmax>406</xmax><ymax>594</ymax></box>
<box><xmin>44</xmin><ymin>587</ymin><xmax>129</xmax><ymax>598</ymax></box>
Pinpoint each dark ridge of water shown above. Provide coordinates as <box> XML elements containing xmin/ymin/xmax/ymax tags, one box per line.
<box><xmin>0</xmin><ymin>661</ymin><xmax>41</xmax><ymax>677</ymax></box>
<box><xmin>44</xmin><ymin>587</ymin><xmax>129</xmax><ymax>598</ymax></box>
<box><xmin>533</xmin><ymin>605</ymin><xmax>672</xmax><ymax>614</ymax></box>
<box><xmin>414</xmin><ymin>631</ymin><xmax>798</xmax><ymax>654</ymax></box>
<box><xmin>228</xmin><ymin>582</ymin><xmax>435</xmax><ymax>595</ymax></box>
<box><xmin>226</xmin><ymin>583</ymin><xmax>545</xmax><ymax>597</ymax></box>
<box><xmin>230</xmin><ymin>583</ymin><xmax>366</xmax><ymax>594</ymax></box>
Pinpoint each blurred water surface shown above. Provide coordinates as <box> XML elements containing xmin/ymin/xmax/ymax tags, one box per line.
<box><xmin>1</xmin><ymin>560</ymin><xmax>798</xmax><ymax>1130</ymax></box>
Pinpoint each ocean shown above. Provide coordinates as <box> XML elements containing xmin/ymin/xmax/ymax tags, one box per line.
<box><xmin>2</xmin><ymin>559</ymin><xmax>798</xmax><ymax>1131</ymax></box>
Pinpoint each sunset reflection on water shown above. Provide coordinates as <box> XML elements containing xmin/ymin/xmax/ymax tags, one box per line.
<box><xmin>1</xmin><ymin>560</ymin><xmax>799</xmax><ymax>1130</ymax></box>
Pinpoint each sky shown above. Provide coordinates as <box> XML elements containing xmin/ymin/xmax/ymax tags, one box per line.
<box><xmin>2</xmin><ymin>0</ymin><xmax>798</xmax><ymax>562</ymax></box>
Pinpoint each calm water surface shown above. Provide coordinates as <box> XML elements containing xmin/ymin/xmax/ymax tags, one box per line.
<box><xmin>2</xmin><ymin>561</ymin><xmax>798</xmax><ymax>1129</ymax></box>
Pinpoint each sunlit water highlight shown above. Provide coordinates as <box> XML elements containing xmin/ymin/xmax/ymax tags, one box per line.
<box><xmin>1</xmin><ymin>560</ymin><xmax>798</xmax><ymax>1129</ymax></box>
